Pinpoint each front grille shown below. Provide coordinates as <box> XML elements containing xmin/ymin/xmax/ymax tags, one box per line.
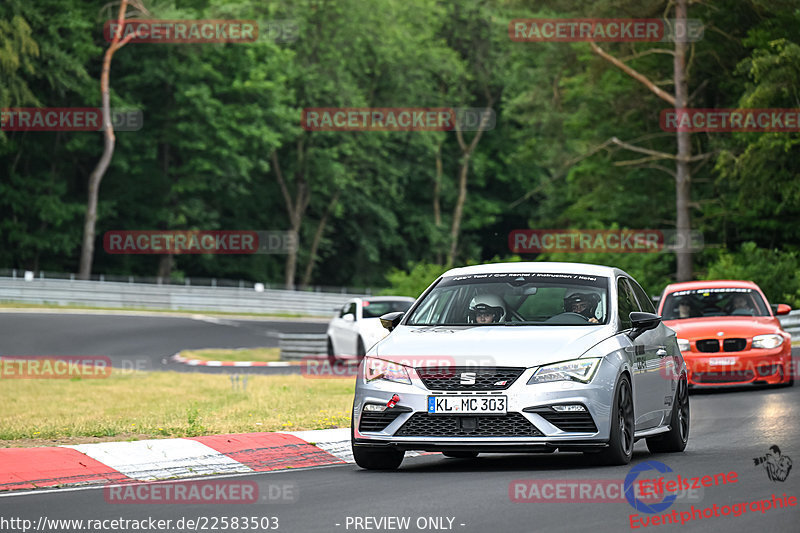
<box><xmin>722</xmin><ymin>338</ymin><xmax>747</xmax><ymax>352</ymax></box>
<box><xmin>415</xmin><ymin>366</ymin><xmax>524</xmax><ymax>391</ymax></box>
<box><xmin>395</xmin><ymin>413</ymin><xmax>541</xmax><ymax>437</ymax></box>
<box><xmin>696</xmin><ymin>339</ymin><xmax>720</xmax><ymax>353</ymax></box>
<box><xmin>524</xmin><ymin>407</ymin><xmax>598</xmax><ymax>432</ymax></box>
<box><xmin>694</xmin><ymin>370</ymin><xmax>754</xmax><ymax>383</ymax></box>
<box><xmin>358</xmin><ymin>407</ymin><xmax>410</xmax><ymax>432</ymax></box>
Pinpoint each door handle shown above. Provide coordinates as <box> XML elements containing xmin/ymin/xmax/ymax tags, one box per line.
<box><xmin>656</xmin><ymin>348</ymin><xmax>667</xmax><ymax>357</ymax></box>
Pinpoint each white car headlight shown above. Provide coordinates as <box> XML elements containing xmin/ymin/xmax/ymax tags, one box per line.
<box><xmin>752</xmin><ymin>334</ymin><xmax>783</xmax><ymax>349</ymax></box>
<box><xmin>677</xmin><ymin>338</ymin><xmax>690</xmax><ymax>352</ymax></box>
<box><xmin>363</xmin><ymin>357</ymin><xmax>412</xmax><ymax>385</ymax></box>
<box><xmin>528</xmin><ymin>358</ymin><xmax>601</xmax><ymax>384</ymax></box>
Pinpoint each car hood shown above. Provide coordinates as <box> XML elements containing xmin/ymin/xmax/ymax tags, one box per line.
<box><xmin>373</xmin><ymin>325</ymin><xmax>614</xmax><ymax>367</ymax></box>
<box><xmin>663</xmin><ymin>316</ymin><xmax>782</xmax><ymax>339</ymax></box>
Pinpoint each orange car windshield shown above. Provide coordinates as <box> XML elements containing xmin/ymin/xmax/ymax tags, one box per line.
<box><xmin>662</xmin><ymin>288</ymin><xmax>770</xmax><ymax>319</ymax></box>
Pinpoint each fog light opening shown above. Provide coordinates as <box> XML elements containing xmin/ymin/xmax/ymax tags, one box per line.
<box><xmin>756</xmin><ymin>364</ymin><xmax>777</xmax><ymax>377</ymax></box>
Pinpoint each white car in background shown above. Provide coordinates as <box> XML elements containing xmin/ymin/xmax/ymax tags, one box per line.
<box><xmin>327</xmin><ymin>296</ymin><xmax>415</xmax><ymax>363</ymax></box>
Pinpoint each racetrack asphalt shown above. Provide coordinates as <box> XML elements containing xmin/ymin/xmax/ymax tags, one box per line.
<box><xmin>0</xmin><ymin>311</ymin><xmax>327</xmax><ymax>374</ymax></box>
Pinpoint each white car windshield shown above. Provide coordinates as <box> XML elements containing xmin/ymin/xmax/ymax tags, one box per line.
<box><xmin>405</xmin><ymin>272</ymin><xmax>609</xmax><ymax>326</ymax></box>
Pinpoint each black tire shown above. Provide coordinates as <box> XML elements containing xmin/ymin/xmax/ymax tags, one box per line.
<box><xmin>595</xmin><ymin>374</ymin><xmax>634</xmax><ymax>465</ymax></box>
<box><xmin>356</xmin><ymin>337</ymin><xmax>366</xmax><ymax>360</ymax></box>
<box><xmin>646</xmin><ymin>375</ymin><xmax>689</xmax><ymax>453</ymax></box>
<box><xmin>442</xmin><ymin>451</ymin><xmax>479</xmax><ymax>459</ymax></box>
<box><xmin>327</xmin><ymin>337</ymin><xmax>337</xmax><ymax>365</ymax></box>
<box><xmin>351</xmin><ymin>409</ymin><xmax>404</xmax><ymax>470</ymax></box>
<box><xmin>352</xmin><ymin>446</ymin><xmax>405</xmax><ymax>470</ymax></box>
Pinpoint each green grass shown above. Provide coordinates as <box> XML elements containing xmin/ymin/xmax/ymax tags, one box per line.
<box><xmin>180</xmin><ymin>347</ymin><xmax>282</xmax><ymax>362</ymax></box>
<box><xmin>0</xmin><ymin>370</ymin><xmax>354</xmax><ymax>447</ymax></box>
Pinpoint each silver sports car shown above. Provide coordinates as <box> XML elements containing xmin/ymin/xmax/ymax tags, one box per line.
<box><xmin>351</xmin><ymin>262</ymin><xmax>689</xmax><ymax>469</ymax></box>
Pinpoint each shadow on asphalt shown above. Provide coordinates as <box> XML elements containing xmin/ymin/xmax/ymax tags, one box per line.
<box><xmin>688</xmin><ymin>383</ymin><xmax>793</xmax><ymax>395</ymax></box>
<box><xmin>366</xmin><ymin>449</ymin><xmax>659</xmax><ymax>474</ymax></box>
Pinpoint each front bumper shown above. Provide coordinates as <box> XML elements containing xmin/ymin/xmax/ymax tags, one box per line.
<box><xmin>684</xmin><ymin>347</ymin><xmax>792</xmax><ymax>386</ymax></box>
<box><xmin>352</xmin><ymin>363</ymin><xmax>617</xmax><ymax>452</ymax></box>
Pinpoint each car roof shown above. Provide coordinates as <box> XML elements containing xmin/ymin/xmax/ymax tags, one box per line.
<box><xmin>663</xmin><ymin>280</ymin><xmax>762</xmax><ymax>293</ymax></box>
<box><xmin>442</xmin><ymin>261</ymin><xmax>622</xmax><ymax>278</ymax></box>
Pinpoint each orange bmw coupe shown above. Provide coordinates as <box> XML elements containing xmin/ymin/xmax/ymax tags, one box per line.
<box><xmin>657</xmin><ymin>280</ymin><xmax>793</xmax><ymax>387</ymax></box>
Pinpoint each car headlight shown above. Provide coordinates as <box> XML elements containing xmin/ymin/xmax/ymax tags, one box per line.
<box><xmin>528</xmin><ymin>358</ymin><xmax>601</xmax><ymax>384</ymax></box>
<box><xmin>677</xmin><ymin>338</ymin><xmax>690</xmax><ymax>352</ymax></box>
<box><xmin>363</xmin><ymin>356</ymin><xmax>412</xmax><ymax>385</ymax></box>
<box><xmin>752</xmin><ymin>334</ymin><xmax>784</xmax><ymax>349</ymax></box>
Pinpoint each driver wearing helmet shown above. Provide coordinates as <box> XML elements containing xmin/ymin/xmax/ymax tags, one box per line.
<box><xmin>468</xmin><ymin>294</ymin><xmax>506</xmax><ymax>324</ymax></box>
<box><xmin>564</xmin><ymin>293</ymin><xmax>599</xmax><ymax>323</ymax></box>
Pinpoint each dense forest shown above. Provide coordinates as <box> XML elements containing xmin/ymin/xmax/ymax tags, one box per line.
<box><xmin>1</xmin><ymin>0</ymin><xmax>798</xmax><ymax>304</ymax></box>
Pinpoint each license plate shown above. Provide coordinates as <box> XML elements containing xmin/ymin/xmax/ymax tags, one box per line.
<box><xmin>709</xmin><ymin>357</ymin><xmax>737</xmax><ymax>366</ymax></box>
<box><xmin>427</xmin><ymin>395</ymin><xmax>507</xmax><ymax>414</ymax></box>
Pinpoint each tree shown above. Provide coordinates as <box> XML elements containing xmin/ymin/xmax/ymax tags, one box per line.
<box><xmin>78</xmin><ymin>0</ymin><xmax>145</xmax><ymax>279</ymax></box>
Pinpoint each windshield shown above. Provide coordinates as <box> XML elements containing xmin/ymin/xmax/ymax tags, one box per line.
<box><xmin>362</xmin><ymin>299</ymin><xmax>413</xmax><ymax>318</ymax></box>
<box><xmin>662</xmin><ymin>288</ymin><xmax>769</xmax><ymax>319</ymax></box>
<box><xmin>405</xmin><ymin>272</ymin><xmax>609</xmax><ymax>326</ymax></box>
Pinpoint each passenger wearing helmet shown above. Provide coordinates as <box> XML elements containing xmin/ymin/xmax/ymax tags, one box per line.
<box><xmin>468</xmin><ymin>294</ymin><xmax>506</xmax><ymax>324</ymax></box>
<box><xmin>564</xmin><ymin>293</ymin><xmax>599</xmax><ymax>323</ymax></box>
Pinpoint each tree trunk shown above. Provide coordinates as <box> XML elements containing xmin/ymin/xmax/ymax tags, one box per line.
<box><xmin>78</xmin><ymin>0</ymin><xmax>131</xmax><ymax>279</ymax></box>
<box><xmin>446</xmin><ymin>106</ymin><xmax>492</xmax><ymax>267</ymax></box>
<box><xmin>301</xmin><ymin>189</ymin><xmax>340</xmax><ymax>286</ymax></box>
<box><xmin>272</xmin><ymin>144</ymin><xmax>309</xmax><ymax>289</ymax></box>
<box><xmin>433</xmin><ymin>140</ymin><xmax>443</xmax><ymax>264</ymax></box>
<box><xmin>447</xmin><ymin>157</ymin><xmax>470</xmax><ymax>267</ymax></box>
<box><xmin>157</xmin><ymin>254</ymin><xmax>173</xmax><ymax>280</ymax></box>
<box><xmin>673</xmin><ymin>0</ymin><xmax>693</xmax><ymax>281</ymax></box>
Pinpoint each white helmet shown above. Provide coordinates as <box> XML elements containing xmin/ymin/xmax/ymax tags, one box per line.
<box><xmin>468</xmin><ymin>294</ymin><xmax>506</xmax><ymax>323</ymax></box>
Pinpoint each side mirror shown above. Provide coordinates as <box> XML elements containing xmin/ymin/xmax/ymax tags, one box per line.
<box><xmin>774</xmin><ymin>304</ymin><xmax>792</xmax><ymax>316</ymax></box>
<box><xmin>342</xmin><ymin>313</ymin><xmax>355</xmax><ymax>323</ymax></box>
<box><xmin>629</xmin><ymin>311</ymin><xmax>661</xmax><ymax>339</ymax></box>
<box><xmin>380</xmin><ymin>311</ymin><xmax>404</xmax><ymax>332</ymax></box>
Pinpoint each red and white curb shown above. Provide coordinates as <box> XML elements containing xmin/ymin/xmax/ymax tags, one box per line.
<box><xmin>0</xmin><ymin>429</ymin><xmax>353</xmax><ymax>492</ymax></box>
<box><xmin>170</xmin><ymin>353</ymin><xmax>295</xmax><ymax>367</ymax></box>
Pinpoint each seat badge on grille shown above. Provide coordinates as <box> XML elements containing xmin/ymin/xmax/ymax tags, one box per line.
<box><xmin>494</xmin><ymin>380</ymin><xmax>508</xmax><ymax>386</ymax></box>
<box><xmin>460</xmin><ymin>372</ymin><xmax>476</xmax><ymax>385</ymax></box>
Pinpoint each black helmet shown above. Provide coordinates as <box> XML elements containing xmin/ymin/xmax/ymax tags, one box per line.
<box><xmin>564</xmin><ymin>293</ymin><xmax>598</xmax><ymax>316</ymax></box>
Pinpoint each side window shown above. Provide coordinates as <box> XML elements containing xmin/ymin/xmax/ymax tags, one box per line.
<box><xmin>346</xmin><ymin>302</ymin><xmax>357</xmax><ymax>319</ymax></box>
<box><xmin>617</xmin><ymin>278</ymin><xmax>637</xmax><ymax>330</ymax></box>
<box><xmin>629</xmin><ymin>279</ymin><xmax>656</xmax><ymax>314</ymax></box>
<box><xmin>339</xmin><ymin>303</ymin><xmax>349</xmax><ymax>318</ymax></box>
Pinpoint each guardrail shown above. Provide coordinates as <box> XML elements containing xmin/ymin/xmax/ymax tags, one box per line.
<box><xmin>779</xmin><ymin>310</ymin><xmax>800</xmax><ymax>339</ymax></box>
<box><xmin>278</xmin><ymin>333</ymin><xmax>327</xmax><ymax>361</ymax></box>
<box><xmin>0</xmin><ymin>277</ymin><xmax>367</xmax><ymax>316</ymax></box>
